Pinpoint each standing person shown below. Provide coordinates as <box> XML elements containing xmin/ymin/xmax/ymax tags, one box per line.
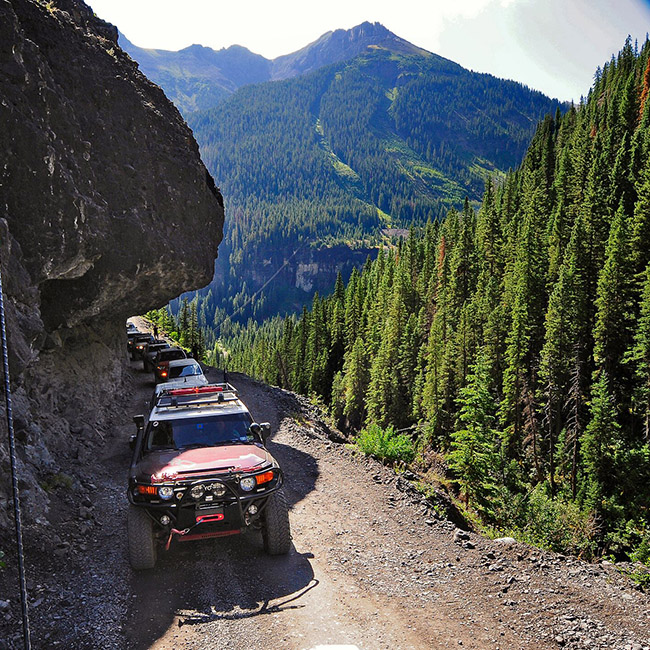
<box><xmin>153</xmin><ymin>323</ymin><xmax>159</xmax><ymax>339</ymax></box>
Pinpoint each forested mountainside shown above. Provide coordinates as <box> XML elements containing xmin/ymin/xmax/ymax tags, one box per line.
<box><xmin>210</xmin><ymin>38</ymin><xmax>650</xmax><ymax>560</ymax></box>
<box><xmin>173</xmin><ymin>36</ymin><xmax>563</xmax><ymax>328</ymax></box>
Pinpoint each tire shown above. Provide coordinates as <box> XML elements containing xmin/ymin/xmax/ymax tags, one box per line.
<box><xmin>127</xmin><ymin>505</ymin><xmax>157</xmax><ymax>570</ymax></box>
<box><xmin>262</xmin><ymin>489</ymin><xmax>291</xmax><ymax>555</ymax></box>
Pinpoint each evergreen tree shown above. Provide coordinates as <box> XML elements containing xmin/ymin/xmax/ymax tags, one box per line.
<box><xmin>342</xmin><ymin>336</ymin><xmax>370</xmax><ymax>431</ymax></box>
<box><xmin>580</xmin><ymin>372</ymin><xmax>623</xmax><ymax>523</ymax></box>
<box><xmin>447</xmin><ymin>353</ymin><xmax>500</xmax><ymax>514</ymax></box>
<box><xmin>629</xmin><ymin>264</ymin><xmax>650</xmax><ymax>443</ymax></box>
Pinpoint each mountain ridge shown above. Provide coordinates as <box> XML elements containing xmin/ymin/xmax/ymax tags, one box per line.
<box><xmin>120</xmin><ymin>21</ymin><xmax>469</xmax><ymax>114</ymax></box>
<box><xmin>182</xmin><ymin>42</ymin><xmax>564</xmax><ymax>325</ymax></box>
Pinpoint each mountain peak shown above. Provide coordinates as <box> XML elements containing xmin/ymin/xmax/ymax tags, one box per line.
<box><xmin>271</xmin><ymin>21</ymin><xmax>429</xmax><ymax>81</ymax></box>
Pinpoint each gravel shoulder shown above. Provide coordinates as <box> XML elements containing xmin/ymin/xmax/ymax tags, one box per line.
<box><xmin>1</xmin><ymin>324</ymin><xmax>649</xmax><ymax>649</ymax></box>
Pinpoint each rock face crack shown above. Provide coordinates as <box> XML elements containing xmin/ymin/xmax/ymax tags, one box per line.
<box><xmin>0</xmin><ymin>0</ymin><xmax>224</xmax><ymax>530</ymax></box>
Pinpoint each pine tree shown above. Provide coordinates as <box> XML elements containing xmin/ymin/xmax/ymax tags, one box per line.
<box><xmin>447</xmin><ymin>353</ymin><xmax>500</xmax><ymax>514</ymax></box>
<box><xmin>629</xmin><ymin>264</ymin><xmax>650</xmax><ymax>443</ymax></box>
<box><xmin>592</xmin><ymin>204</ymin><xmax>633</xmax><ymax>407</ymax></box>
<box><xmin>581</xmin><ymin>371</ymin><xmax>623</xmax><ymax>521</ymax></box>
<box><xmin>342</xmin><ymin>336</ymin><xmax>370</xmax><ymax>431</ymax></box>
<box><xmin>178</xmin><ymin>298</ymin><xmax>190</xmax><ymax>347</ymax></box>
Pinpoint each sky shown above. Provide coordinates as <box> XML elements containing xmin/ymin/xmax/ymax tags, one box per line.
<box><xmin>86</xmin><ymin>0</ymin><xmax>650</xmax><ymax>101</ymax></box>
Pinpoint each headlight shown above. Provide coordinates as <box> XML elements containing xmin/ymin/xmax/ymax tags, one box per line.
<box><xmin>240</xmin><ymin>477</ymin><xmax>255</xmax><ymax>492</ymax></box>
<box><xmin>190</xmin><ymin>484</ymin><xmax>205</xmax><ymax>499</ymax></box>
<box><xmin>158</xmin><ymin>486</ymin><xmax>174</xmax><ymax>500</ymax></box>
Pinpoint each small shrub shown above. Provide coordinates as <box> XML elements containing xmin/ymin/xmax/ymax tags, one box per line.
<box><xmin>631</xmin><ymin>533</ymin><xmax>650</xmax><ymax>565</ymax></box>
<box><xmin>356</xmin><ymin>424</ymin><xmax>415</xmax><ymax>465</ymax></box>
<box><xmin>41</xmin><ymin>472</ymin><xmax>74</xmax><ymax>493</ymax></box>
<box><xmin>627</xmin><ymin>568</ymin><xmax>650</xmax><ymax>590</ymax></box>
<box><xmin>495</xmin><ymin>485</ymin><xmax>599</xmax><ymax>558</ymax></box>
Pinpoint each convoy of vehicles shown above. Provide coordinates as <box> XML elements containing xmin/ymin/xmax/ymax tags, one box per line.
<box><xmin>124</xmin><ymin>322</ymin><xmax>291</xmax><ymax>570</ymax></box>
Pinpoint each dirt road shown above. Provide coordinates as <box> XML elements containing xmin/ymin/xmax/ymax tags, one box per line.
<box><xmin>4</xmin><ymin>327</ymin><xmax>650</xmax><ymax>649</ymax></box>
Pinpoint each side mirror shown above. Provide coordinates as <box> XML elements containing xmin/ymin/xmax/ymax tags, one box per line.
<box><xmin>133</xmin><ymin>414</ymin><xmax>145</xmax><ymax>430</ymax></box>
<box><xmin>261</xmin><ymin>422</ymin><xmax>271</xmax><ymax>441</ymax></box>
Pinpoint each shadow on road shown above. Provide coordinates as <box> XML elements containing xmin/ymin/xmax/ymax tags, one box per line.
<box><xmin>127</xmin><ymin>538</ymin><xmax>318</xmax><ymax>649</ymax></box>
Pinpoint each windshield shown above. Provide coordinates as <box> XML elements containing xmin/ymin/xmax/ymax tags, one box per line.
<box><xmin>169</xmin><ymin>364</ymin><xmax>202</xmax><ymax>378</ymax></box>
<box><xmin>145</xmin><ymin>413</ymin><xmax>255</xmax><ymax>450</ymax></box>
<box><xmin>159</xmin><ymin>350</ymin><xmax>185</xmax><ymax>362</ymax></box>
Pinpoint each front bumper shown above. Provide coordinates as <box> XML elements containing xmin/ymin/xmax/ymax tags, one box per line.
<box><xmin>127</xmin><ymin>471</ymin><xmax>283</xmax><ymax>537</ymax></box>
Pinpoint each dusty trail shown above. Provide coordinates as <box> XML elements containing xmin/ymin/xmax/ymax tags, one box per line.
<box><xmin>6</xmin><ymin>318</ymin><xmax>650</xmax><ymax>649</ymax></box>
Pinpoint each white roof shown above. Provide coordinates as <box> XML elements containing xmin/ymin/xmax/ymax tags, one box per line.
<box><xmin>152</xmin><ymin>401</ymin><xmax>250</xmax><ymax>422</ymax></box>
<box><xmin>153</xmin><ymin>374</ymin><xmax>208</xmax><ymax>395</ymax></box>
<box><xmin>167</xmin><ymin>358</ymin><xmax>201</xmax><ymax>369</ymax></box>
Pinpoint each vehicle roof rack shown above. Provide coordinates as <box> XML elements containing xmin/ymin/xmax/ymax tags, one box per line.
<box><xmin>154</xmin><ymin>383</ymin><xmax>239</xmax><ymax>409</ymax></box>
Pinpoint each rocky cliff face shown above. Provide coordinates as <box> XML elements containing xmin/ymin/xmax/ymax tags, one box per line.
<box><xmin>0</xmin><ymin>0</ymin><xmax>224</xmax><ymax>530</ymax></box>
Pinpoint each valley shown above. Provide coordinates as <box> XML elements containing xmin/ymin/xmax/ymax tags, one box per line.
<box><xmin>2</xmin><ymin>3</ymin><xmax>650</xmax><ymax>648</ymax></box>
<box><xmin>122</xmin><ymin>22</ymin><xmax>564</xmax><ymax>325</ymax></box>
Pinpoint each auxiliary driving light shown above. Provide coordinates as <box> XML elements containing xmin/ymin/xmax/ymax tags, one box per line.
<box><xmin>248</xmin><ymin>504</ymin><xmax>258</xmax><ymax>515</ymax></box>
<box><xmin>158</xmin><ymin>486</ymin><xmax>174</xmax><ymax>500</ymax></box>
<box><xmin>160</xmin><ymin>515</ymin><xmax>171</xmax><ymax>526</ymax></box>
<box><xmin>190</xmin><ymin>484</ymin><xmax>205</xmax><ymax>499</ymax></box>
<box><xmin>240</xmin><ymin>477</ymin><xmax>255</xmax><ymax>492</ymax></box>
<box><xmin>211</xmin><ymin>483</ymin><xmax>226</xmax><ymax>497</ymax></box>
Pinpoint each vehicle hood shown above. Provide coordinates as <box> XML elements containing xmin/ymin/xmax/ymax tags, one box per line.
<box><xmin>137</xmin><ymin>444</ymin><xmax>272</xmax><ymax>482</ymax></box>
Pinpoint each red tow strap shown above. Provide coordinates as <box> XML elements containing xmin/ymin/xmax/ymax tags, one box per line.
<box><xmin>165</xmin><ymin>527</ymin><xmax>190</xmax><ymax>551</ymax></box>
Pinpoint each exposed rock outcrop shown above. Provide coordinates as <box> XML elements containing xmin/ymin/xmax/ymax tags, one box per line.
<box><xmin>0</xmin><ymin>0</ymin><xmax>224</xmax><ymax>530</ymax></box>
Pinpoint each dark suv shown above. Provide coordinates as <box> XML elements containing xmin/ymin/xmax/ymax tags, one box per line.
<box><xmin>142</xmin><ymin>341</ymin><xmax>170</xmax><ymax>372</ymax></box>
<box><xmin>131</xmin><ymin>333</ymin><xmax>154</xmax><ymax>361</ymax></box>
<box><xmin>127</xmin><ymin>383</ymin><xmax>291</xmax><ymax>570</ymax></box>
<box><xmin>152</xmin><ymin>347</ymin><xmax>187</xmax><ymax>382</ymax></box>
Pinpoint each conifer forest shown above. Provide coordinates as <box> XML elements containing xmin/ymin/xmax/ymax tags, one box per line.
<box><xmin>200</xmin><ymin>39</ymin><xmax>650</xmax><ymax>560</ymax></box>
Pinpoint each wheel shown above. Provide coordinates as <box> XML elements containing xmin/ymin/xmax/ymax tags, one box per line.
<box><xmin>262</xmin><ymin>489</ymin><xmax>291</xmax><ymax>555</ymax></box>
<box><xmin>127</xmin><ymin>505</ymin><xmax>157</xmax><ymax>570</ymax></box>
